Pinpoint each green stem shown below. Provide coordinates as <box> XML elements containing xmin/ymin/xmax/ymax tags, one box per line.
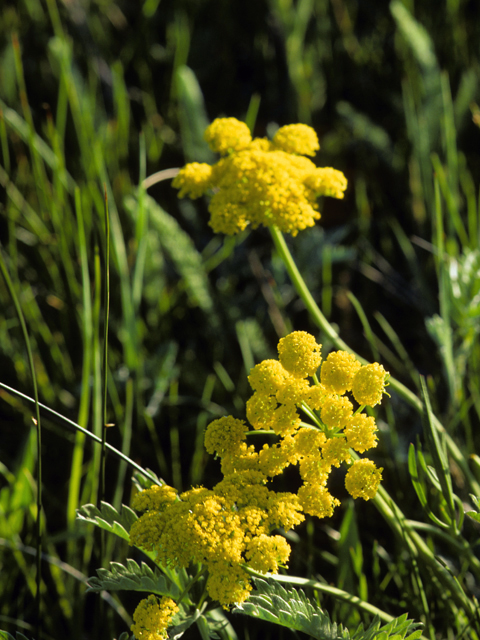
<box><xmin>0</xmin><ymin>246</ymin><xmax>43</xmax><ymax>637</ymax></box>
<box><xmin>372</xmin><ymin>485</ymin><xmax>478</xmax><ymax>622</ymax></box>
<box><xmin>0</xmin><ymin>381</ymin><xmax>160</xmax><ymax>486</ymax></box>
<box><xmin>269</xmin><ymin>225</ymin><xmax>480</xmax><ymax>496</ymax></box>
<box><xmin>100</xmin><ymin>185</ymin><xmax>111</xmax><ymax>505</ymax></box>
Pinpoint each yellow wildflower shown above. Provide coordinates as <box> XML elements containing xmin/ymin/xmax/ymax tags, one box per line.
<box><xmin>292</xmin><ymin>427</ymin><xmax>326</xmax><ymax>457</ymax></box>
<box><xmin>321</xmin><ymin>435</ymin><xmax>351</xmax><ymax>467</ymax></box>
<box><xmin>265</xmin><ymin>491</ymin><xmax>304</xmax><ymax>531</ymax></box>
<box><xmin>248</xmin><ymin>359</ymin><xmax>290</xmax><ymax>395</ymax></box>
<box><xmin>320</xmin><ymin>350</ymin><xmax>362</xmax><ymax>394</ymax></box>
<box><xmin>131</xmin><ymin>484</ymin><xmax>178</xmax><ymax>512</ymax></box>
<box><xmin>276</xmin><ymin>377</ymin><xmax>310</xmax><ymax>405</ymax></box>
<box><xmin>246</xmin><ymin>392</ymin><xmax>277</xmax><ymax>430</ymax></box>
<box><xmin>351</xmin><ymin>363</ymin><xmax>388</xmax><ymax>407</ymax></box>
<box><xmin>272</xmin><ymin>123</ymin><xmax>320</xmax><ymax>156</ymax></box>
<box><xmin>344</xmin><ymin>414</ymin><xmax>378</xmax><ymax>453</ymax></box>
<box><xmin>204</xmin><ymin>416</ymin><xmax>248</xmax><ymax>456</ymax></box>
<box><xmin>302</xmin><ymin>383</ymin><xmax>329</xmax><ymax>409</ymax></box>
<box><xmin>345</xmin><ymin>459</ymin><xmax>383</xmax><ymax>500</ymax></box>
<box><xmin>131</xmin><ymin>595</ymin><xmax>179</xmax><ymax>640</ymax></box>
<box><xmin>271</xmin><ymin>403</ymin><xmax>301</xmax><ymax>436</ymax></box>
<box><xmin>321</xmin><ymin>395</ymin><xmax>353</xmax><ymax>429</ymax></box>
<box><xmin>304</xmin><ymin>167</ymin><xmax>348</xmax><ymax>199</ymax></box>
<box><xmin>278</xmin><ymin>331</ymin><xmax>322</xmax><ymax>378</ymax></box>
<box><xmin>206</xmin><ymin>561</ymin><xmax>252</xmax><ymax>608</ymax></box>
<box><xmin>299</xmin><ymin>455</ymin><xmax>331</xmax><ymax>485</ymax></box>
<box><xmin>220</xmin><ymin>442</ymin><xmax>259</xmax><ymax>476</ymax></box>
<box><xmin>171</xmin><ymin>162</ymin><xmax>213</xmax><ymax>199</ymax></box>
<box><xmin>173</xmin><ymin>117</ymin><xmax>347</xmax><ymax>236</ymax></box>
<box><xmin>129</xmin><ymin>510</ymin><xmax>165</xmax><ymax>553</ymax></box>
<box><xmin>298</xmin><ymin>484</ymin><xmax>340</xmax><ymax>519</ymax></box>
<box><xmin>204</xmin><ymin>117</ymin><xmax>252</xmax><ymax>155</ymax></box>
<box><xmin>245</xmin><ymin>534</ymin><xmax>291</xmax><ymax>573</ymax></box>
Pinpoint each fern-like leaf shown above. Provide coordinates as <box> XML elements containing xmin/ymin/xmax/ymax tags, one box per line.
<box><xmin>0</xmin><ymin>632</ymin><xmax>33</xmax><ymax>640</ymax></box>
<box><xmin>87</xmin><ymin>558</ymin><xmax>181</xmax><ymax>599</ymax></box>
<box><xmin>233</xmin><ymin>578</ymin><xmax>350</xmax><ymax>640</ymax></box>
<box><xmin>234</xmin><ymin>578</ymin><xmax>423</xmax><ymax>640</ymax></box>
<box><xmin>76</xmin><ymin>501</ymin><xmax>138</xmax><ymax>542</ymax></box>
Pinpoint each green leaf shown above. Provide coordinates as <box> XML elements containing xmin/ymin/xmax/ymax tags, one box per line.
<box><xmin>0</xmin><ymin>632</ymin><xmax>33</xmax><ymax>640</ymax></box>
<box><xmin>466</xmin><ymin>494</ymin><xmax>480</xmax><ymax>523</ymax></box>
<box><xmin>76</xmin><ymin>501</ymin><xmax>138</xmax><ymax>542</ymax></box>
<box><xmin>87</xmin><ymin>558</ymin><xmax>181</xmax><ymax>598</ymax></box>
<box><xmin>234</xmin><ymin>579</ymin><xmax>422</xmax><ymax>640</ymax></box>
<box><xmin>124</xmin><ymin>194</ymin><xmax>215</xmax><ymax>317</ymax></box>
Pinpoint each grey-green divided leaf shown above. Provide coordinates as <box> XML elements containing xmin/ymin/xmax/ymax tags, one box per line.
<box><xmin>234</xmin><ymin>579</ymin><xmax>422</xmax><ymax>640</ymax></box>
<box><xmin>0</xmin><ymin>632</ymin><xmax>33</xmax><ymax>640</ymax></box>
<box><xmin>87</xmin><ymin>558</ymin><xmax>181</xmax><ymax>599</ymax></box>
<box><xmin>76</xmin><ymin>501</ymin><xmax>138</xmax><ymax>542</ymax></box>
<box><xmin>233</xmin><ymin>578</ymin><xmax>351</xmax><ymax>640</ymax></box>
<box><xmin>351</xmin><ymin>613</ymin><xmax>423</xmax><ymax>640</ymax></box>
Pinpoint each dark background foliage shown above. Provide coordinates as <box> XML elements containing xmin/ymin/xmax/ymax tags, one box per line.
<box><xmin>1</xmin><ymin>0</ymin><xmax>480</xmax><ymax>637</ymax></box>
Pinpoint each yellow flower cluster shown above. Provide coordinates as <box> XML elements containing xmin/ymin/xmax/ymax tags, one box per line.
<box><xmin>129</xmin><ymin>331</ymin><xmax>388</xmax><ymax>614</ymax></box>
<box><xmin>172</xmin><ymin>118</ymin><xmax>347</xmax><ymax>236</ymax></box>
<box><xmin>131</xmin><ymin>595</ymin><xmax>179</xmax><ymax>640</ymax></box>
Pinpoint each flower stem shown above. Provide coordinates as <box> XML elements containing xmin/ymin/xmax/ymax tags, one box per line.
<box><xmin>269</xmin><ymin>225</ymin><xmax>480</xmax><ymax>496</ymax></box>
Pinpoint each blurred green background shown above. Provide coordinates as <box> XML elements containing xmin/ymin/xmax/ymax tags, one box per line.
<box><xmin>1</xmin><ymin>0</ymin><xmax>480</xmax><ymax>638</ymax></box>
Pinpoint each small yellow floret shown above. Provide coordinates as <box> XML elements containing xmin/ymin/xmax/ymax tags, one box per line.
<box><xmin>321</xmin><ymin>435</ymin><xmax>351</xmax><ymax>467</ymax></box>
<box><xmin>278</xmin><ymin>331</ymin><xmax>322</xmax><ymax>378</ymax></box>
<box><xmin>302</xmin><ymin>383</ymin><xmax>329</xmax><ymax>409</ymax></box>
<box><xmin>204</xmin><ymin>118</ymin><xmax>252</xmax><ymax>155</ymax></box>
<box><xmin>272</xmin><ymin>124</ymin><xmax>320</xmax><ymax>156</ymax></box>
<box><xmin>351</xmin><ymin>363</ymin><xmax>388</xmax><ymax>407</ymax></box>
<box><xmin>305</xmin><ymin>167</ymin><xmax>348</xmax><ymax>199</ymax></box>
<box><xmin>246</xmin><ymin>392</ymin><xmax>277</xmax><ymax>430</ymax></box>
<box><xmin>345</xmin><ymin>459</ymin><xmax>383</xmax><ymax>500</ymax></box>
<box><xmin>321</xmin><ymin>395</ymin><xmax>353</xmax><ymax>429</ymax></box>
<box><xmin>246</xmin><ymin>534</ymin><xmax>291</xmax><ymax>573</ymax></box>
<box><xmin>299</xmin><ymin>455</ymin><xmax>331</xmax><ymax>485</ymax></box>
<box><xmin>297</xmin><ymin>484</ymin><xmax>340</xmax><ymax>519</ymax></box>
<box><xmin>320</xmin><ymin>351</ymin><xmax>361</xmax><ymax>394</ymax></box>
<box><xmin>204</xmin><ymin>416</ymin><xmax>248</xmax><ymax>456</ymax></box>
<box><xmin>206</xmin><ymin>561</ymin><xmax>252</xmax><ymax>607</ymax></box>
<box><xmin>276</xmin><ymin>377</ymin><xmax>310</xmax><ymax>405</ymax></box>
<box><xmin>172</xmin><ymin>162</ymin><xmax>213</xmax><ymax>198</ymax></box>
<box><xmin>344</xmin><ymin>414</ymin><xmax>378</xmax><ymax>453</ymax></box>
<box><xmin>131</xmin><ymin>484</ymin><xmax>178</xmax><ymax>512</ymax></box>
<box><xmin>271</xmin><ymin>403</ymin><xmax>301</xmax><ymax>436</ymax></box>
<box><xmin>131</xmin><ymin>595</ymin><xmax>179</xmax><ymax>640</ymax></box>
<box><xmin>293</xmin><ymin>428</ymin><xmax>326</xmax><ymax>457</ymax></box>
<box><xmin>248</xmin><ymin>360</ymin><xmax>290</xmax><ymax>395</ymax></box>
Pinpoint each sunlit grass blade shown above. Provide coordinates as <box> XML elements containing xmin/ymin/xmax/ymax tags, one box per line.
<box><xmin>0</xmin><ymin>247</ymin><xmax>43</xmax><ymax>637</ymax></box>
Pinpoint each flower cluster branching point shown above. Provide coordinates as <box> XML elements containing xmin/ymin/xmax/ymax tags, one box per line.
<box><xmin>172</xmin><ymin>117</ymin><xmax>347</xmax><ymax>236</ymax></box>
<box><xmin>129</xmin><ymin>331</ymin><xmax>388</xmax><ymax>617</ymax></box>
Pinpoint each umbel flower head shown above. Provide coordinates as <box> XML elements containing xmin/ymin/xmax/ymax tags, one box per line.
<box><xmin>172</xmin><ymin>117</ymin><xmax>347</xmax><ymax>236</ymax></box>
<box><xmin>129</xmin><ymin>331</ymin><xmax>387</xmax><ymax>616</ymax></box>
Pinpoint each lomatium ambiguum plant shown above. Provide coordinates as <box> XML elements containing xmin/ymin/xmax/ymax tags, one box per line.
<box><xmin>172</xmin><ymin>118</ymin><xmax>347</xmax><ymax>235</ymax></box>
<box><xmin>129</xmin><ymin>331</ymin><xmax>388</xmax><ymax>634</ymax></box>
